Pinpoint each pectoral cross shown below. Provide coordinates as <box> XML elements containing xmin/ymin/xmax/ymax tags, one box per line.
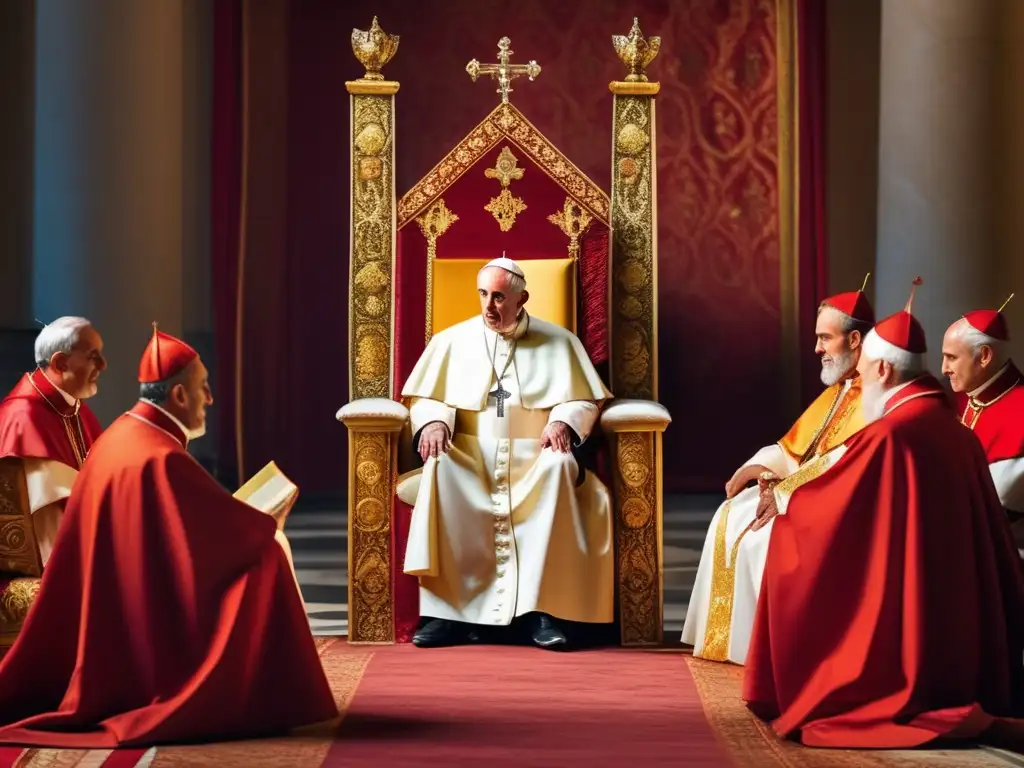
<box><xmin>466</xmin><ymin>37</ymin><xmax>541</xmax><ymax>105</ymax></box>
<box><xmin>490</xmin><ymin>381</ymin><xmax>511</xmax><ymax>417</ymax></box>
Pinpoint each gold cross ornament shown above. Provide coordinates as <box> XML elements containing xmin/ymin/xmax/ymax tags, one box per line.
<box><xmin>466</xmin><ymin>37</ymin><xmax>541</xmax><ymax>104</ymax></box>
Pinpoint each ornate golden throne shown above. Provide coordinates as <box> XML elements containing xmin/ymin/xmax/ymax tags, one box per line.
<box><xmin>0</xmin><ymin>458</ymin><xmax>44</xmax><ymax>650</ymax></box>
<box><xmin>337</xmin><ymin>20</ymin><xmax>671</xmax><ymax>645</ymax></box>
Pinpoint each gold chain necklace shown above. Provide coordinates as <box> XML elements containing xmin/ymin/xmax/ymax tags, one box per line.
<box><xmin>962</xmin><ymin>375</ymin><xmax>1022</xmax><ymax>430</ymax></box>
<box><xmin>26</xmin><ymin>371</ymin><xmax>88</xmax><ymax>467</ymax></box>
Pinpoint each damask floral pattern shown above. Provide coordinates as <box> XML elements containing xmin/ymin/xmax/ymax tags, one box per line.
<box><xmin>284</xmin><ymin>0</ymin><xmax>788</xmax><ymax>489</ymax></box>
<box><xmin>376</xmin><ymin>0</ymin><xmax>783</xmax><ymax>488</ymax></box>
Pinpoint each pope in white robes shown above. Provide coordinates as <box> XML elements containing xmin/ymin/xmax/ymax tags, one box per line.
<box><xmin>397</xmin><ymin>256</ymin><xmax>614</xmax><ymax>649</ymax></box>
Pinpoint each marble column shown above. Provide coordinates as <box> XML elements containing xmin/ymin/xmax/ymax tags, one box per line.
<box><xmin>875</xmin><ymin>0</ymin><xmax>999</xmax><ymax>370</ymax></box>
<box><xmin>32</xmin><ymin>0</ymin><xmax>185</xmax><ymax>426</ymax></box>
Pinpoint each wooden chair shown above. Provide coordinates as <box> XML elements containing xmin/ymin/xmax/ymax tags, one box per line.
<box><xmin>0</xmin><ymin>457</ymin><xmax>43</xmax><ymax>648</ymax></box>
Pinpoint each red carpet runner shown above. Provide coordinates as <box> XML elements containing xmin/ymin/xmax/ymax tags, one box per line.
<box><xmin>0</xmin><ymin>643</ymin><xmax>1010</xmax><ymax>765</ymax></box>
<box><xmin>324</xmin><ymin>645</ymin><xmax>724</xmax><ymax>767</ymax></box>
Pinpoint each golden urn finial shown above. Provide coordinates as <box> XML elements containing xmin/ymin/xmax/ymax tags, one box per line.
<box><xmin>612</xmin><ymin>18</ymin><xmax>660</xmax><ymax>83</ymax></box>
<box><xmin>351</xmin><ymin>17</ymin><xmax>399</xmax><ymax>81</ymax></box>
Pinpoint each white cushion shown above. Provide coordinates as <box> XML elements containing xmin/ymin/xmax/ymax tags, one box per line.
<box><xmin>336</xmin><ymin>398</ymin><xmax>409</xmax><ymax>430</ymax></box>
<box><xmin>599</xmin><ymin>399</ymin><xmax>671</xmax><ymax>432</ymax></box>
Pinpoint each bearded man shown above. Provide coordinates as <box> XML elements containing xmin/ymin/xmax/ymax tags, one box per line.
<box><xmin>0</xmin><ymin>317</ymin><xmax>105</xmax><ymax>567</ymax></box>
<box><xmin>681</xmin><ymin>280</ymin><xmax>874</xmax><ymax>665</ymax></box>
<box><xmin>744</xmin><ymin>280</ymin><xmax>1024</xmax><ymax>749</ymax></box>
<box><xmin>0</xmin><ymin>325</ymin><xmax>336</xmax><ymax>748</ymax></box>
<box><xmin>941</xmin><ymin>297</ymin><xmax>1024</xmax><ymax>554</ymax></box>
<box><xmin>398</xmin><ymin>256</ymin><xmax>613</xmax><ymax>650</ymax></box>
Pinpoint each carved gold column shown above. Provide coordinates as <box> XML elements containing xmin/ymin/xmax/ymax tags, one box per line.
<box><xmin>608</xmin><ymin>18</ymin><xmax>666</xmax><ymax>646</ymax></box>
<box><xmin>344</xmin><ymin>18</ymin><xmax>400</xmax><ymax>644</ymax></box>
<box><xmin>337</xmin><ymin>401</ymin><xmax>408</xmax><ymax>644</ymax></box>
<box><xmin>347</xmin><ymin>17</ymin><xmax>399</xmax><ymax>400</ymax></box>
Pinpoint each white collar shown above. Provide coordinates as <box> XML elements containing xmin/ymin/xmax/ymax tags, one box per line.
<box><xmin>968</xmin><ymin>362</ymin><xmax>1010</xmax><ymax>398</ymax></box>
<box><xmin>139</xmin><ymin>399</ymin><xmax>192</xmax><ymax>444</ymax></box>
<box><xmin>484</xmin><ymin>310</ymin><xmax>530</xmax><ymax>343</ymax></box>
<box><xmin>882</xmin><ymin>377</ymin><xmax>917</xmax><ymax>407</ymax></box>
<box><xmin>39</xmin><ymin>370</ymin><xmax>77</xmax><ymax>406</ymax></box>
<box><xmin>54</xmin><ymin>383</ymin><xmax>77</xmax><ymax>406</ymax></box>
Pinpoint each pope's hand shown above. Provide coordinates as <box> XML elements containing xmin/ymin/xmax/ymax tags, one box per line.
<box><xmin>541</xmin><ymin>421</ymin><xmax>572</xmax><ymax>453</ymax></box>
<box><xmin>750</xmin><ymin>487</ymin><xmax>779</xmax><ymax>531</ymax></box>
<box><xmin>725</xmin><ymin>464</ymin><xmax>774</xmax><ymax>499</ymax></box>
<box><xmin>418</xmin><ymin>421</ymin><xmax>450</xmax><ymax>462</ymax></box>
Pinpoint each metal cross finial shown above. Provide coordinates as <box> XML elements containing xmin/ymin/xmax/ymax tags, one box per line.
<box><xmin>466</xmin><ymin>37</ymin><xmax>541</xmax><ymax>104</ymax></box>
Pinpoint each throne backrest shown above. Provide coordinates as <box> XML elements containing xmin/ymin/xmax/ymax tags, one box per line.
<box><xmin>430</xmin><ymin>257</ymin><xmax>577</xmax><ymax>336</ymax></box>
<box><xmin>389</xmin><ymin>103</ymin><xmax>612</xmax><ymax>397</ymax></box>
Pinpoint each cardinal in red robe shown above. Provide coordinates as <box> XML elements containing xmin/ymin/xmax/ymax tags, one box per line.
<box><xmin>744</xmin><ymin>280</ymin><xmax>1024</xmax><ymax>749</ymax></box>
<box><xmin>0</xmin><ymin>325</ymin><xmax>337</xmax><ymax>748</ymax></box>
<box><xmin>942</xmin><ymin>297</ymin><xmax>1024</xmax><ymax>552</ymax></box>
<box><xmin>0</xmin><ymin>317</ymin><xmax>105</xmax><ymax>567</ymax></box>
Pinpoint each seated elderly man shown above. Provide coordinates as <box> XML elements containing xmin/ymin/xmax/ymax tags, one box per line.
<box><xmin>942</xmin><ymin>295</ymin><xmax>1024</xmax><ymax>553</ymax></box>
<box><xmin>0</xmin><ymin>325</ymin><xmax>335</xmax><ymax>748</ymax></box>
<box><xmin>744</xmin><ymin>281</ymin><xmax>1024</xmax><ymax>749</ymax></box>
<box><xmin>682</xmin><ymin>281</ymin><xmax>874</xmax><ymax>665</ymax></box>
<box><xmin>398</xmin><ymin>255</ymin><xmax>613</xmax><ymax>650</ymax></box>
<box><xmin>0</xmin><ymin>317</ymin><xmax>105</xmax><ymax>567</ymax></box>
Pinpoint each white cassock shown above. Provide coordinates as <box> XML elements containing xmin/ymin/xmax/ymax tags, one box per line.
<box><xmin>682</xmin><ymin>375</ymin><xmax>862</xmax><ymax>664</ymax></box>
<box><xmin>397</xmin><ymin>311</ymin><xmax>615</xmax><ymax>627</ymax></box>
<box><xmin>991</xmin><ymin>459</ymin><xmax>1024</xmax><ymax>556</ymax></box>
<box><xmin>20</xmin><ymin>385</ymin><xmax>81</xmax><ymax>567</ymax></box>
<box><xmin>963</xmin><ymin>367</ymin><xmax>1024</xmax><ymax>556</ymax></box>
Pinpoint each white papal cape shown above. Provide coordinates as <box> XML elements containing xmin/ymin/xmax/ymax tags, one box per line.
<box><xmin>397</xmin><ymin>311</ymin><xmax>614</xmax><ymax>627</ymax></box>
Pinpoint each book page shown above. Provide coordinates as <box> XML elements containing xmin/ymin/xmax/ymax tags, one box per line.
<box><xmin>234</xmin><ymin>461</ymin><xmax>298</xmax><ymax>517</ymax></box>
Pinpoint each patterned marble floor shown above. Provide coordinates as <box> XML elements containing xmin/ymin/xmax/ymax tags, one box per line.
<box><xmin>290</xmin><ymin>493</ymin><xmax>718</xmax><ymax>638</ymax></box>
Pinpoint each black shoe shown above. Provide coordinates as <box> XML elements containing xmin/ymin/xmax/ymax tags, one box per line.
<box><xmin>412</xmin><ymin>619</ymin><xmax>478</xmax><ymax>648</ymax></box>
<box><xmin>531</xmin><ymin>613</ymin><xmax>568</xmax><ymax>649</ymax></box>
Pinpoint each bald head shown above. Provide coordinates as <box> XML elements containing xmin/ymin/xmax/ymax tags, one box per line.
<box><xmin>941</xmin><ymin>317</ymin><xmax>1008</xmax><ymax>393</ymax></box>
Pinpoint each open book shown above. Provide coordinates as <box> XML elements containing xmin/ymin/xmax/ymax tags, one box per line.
<box><xmin>233</xmin><ymin>461</ymin><xmax>298</xmax><ymax>531</ymax></box>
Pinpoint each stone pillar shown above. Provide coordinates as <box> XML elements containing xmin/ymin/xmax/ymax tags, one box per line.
<box><xmin>998</xmin><ymin>0</ymin><xmax>1024</xmax><ymax>366</ymax></box>
<box><xmin>875</xmin><ymin>0</ymin><xmax>999</xmax><ymax>369</ymax></box>
<box><xmin>32</xmin><ymin>0</ymin><xmax>185</xmax><ymax>426</ymax></box>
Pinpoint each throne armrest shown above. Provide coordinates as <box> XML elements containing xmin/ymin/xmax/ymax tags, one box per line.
<box><xmin>335</xmin><ymin>398</ymin><xmax>409</xmax><ymax>432</ymax></box>
<box><xmin>599</xmin><ymin>398</ymin><xmax>671</xmax><ymax>434</ymax></box>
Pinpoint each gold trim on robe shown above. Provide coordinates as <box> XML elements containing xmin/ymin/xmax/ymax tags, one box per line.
<box><xmin>699</xmin><ymin>377</ymin><xmax>864</xmax><ymax>661</ymax></box>
<box><xmin>779</xmin><ymin>377</ymin><xmax>864</xmax><ymax>463</ymax></box>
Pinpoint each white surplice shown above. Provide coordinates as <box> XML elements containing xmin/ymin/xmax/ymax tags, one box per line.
<box><xmin>398</xmin><ymin>312</ymin><xmax>614</xmax><ymax>627</ymax></box>
<box><xmin>681</xmin><ymin>376</ymin><xmax>863</xmax><ymax>664</ymax></box>
<box><xmin>21</xmin><ymin>384</ymin><xmax>81</xmax><ymax>566</ymax></box>
<box><xmin>968</xmin><ymin>368</ymin><xmax>1024</xmax><ymax>554</ymax></box>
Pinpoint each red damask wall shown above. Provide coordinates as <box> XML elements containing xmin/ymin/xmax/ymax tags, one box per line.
<box><xmin>232</xmin><ymin>0</ymin><xmax>813</xmax><ymax>493</ymax></box>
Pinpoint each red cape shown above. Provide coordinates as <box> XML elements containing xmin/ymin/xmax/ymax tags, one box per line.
<box><xmin>0</xmin><ymin>370</ymin><xmax>103</xmax><ymax>467</ymax></box>
<box><xmin>743</xmin><ymin>375</ymin><xmax>1024</xmax><ymax>748</ymax></box>
<box><xmin>954</xmin><ymin>361</ymin><xmax>1024</xmax><ymax>464</ymax></box>
<box><xmin>0</xmin><ymin>401</ymin><xmax>338</xmax><ymax>748</ymax></box>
